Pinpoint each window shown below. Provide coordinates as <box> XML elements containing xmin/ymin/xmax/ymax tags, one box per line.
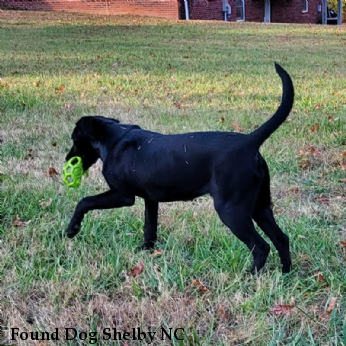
<box><xmin>302</xmin><ymin>0</ymin><xmax>308</xmax><ymax>13</ymax></box>
<box><xmin>236</xmin><ymin>0</ymin><xmax>245</xmax><ymax>21</ymax></box>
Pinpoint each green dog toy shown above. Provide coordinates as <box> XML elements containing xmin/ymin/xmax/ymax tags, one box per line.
<box><xmin>62</xmin><ymin>156</ymin><xmax>88</xmax><ymax>188</ymax></box>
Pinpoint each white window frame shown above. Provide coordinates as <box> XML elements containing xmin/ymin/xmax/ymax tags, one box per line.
<box><xmin>302</xmin><ymin>0</ymin><xmax>308</xmax><ymax>13</ymax></box>
<box><xmin>236</xmin><ymin>0</ymin><xmax>245</xmax><ymax>21</ymax></box>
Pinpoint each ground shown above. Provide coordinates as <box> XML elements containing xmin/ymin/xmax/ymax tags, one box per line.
<box><xmin>0</xmin><ymin>10</ymin><xmax>346</xmax><ymax>346</ymax></box>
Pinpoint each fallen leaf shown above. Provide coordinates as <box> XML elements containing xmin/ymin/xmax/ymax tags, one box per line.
<box><xmin>340</xmin><ymin>161</ymin><xmax>346</xmax><ymax>170</ymax></box>
<box><xmin>13</xmin><ymin>215</ymin><xmax>30</xmax><ymax>227</ymax></box>
<box><xmin>232</xmin><ymin>122</ymin><xmax>245</xmax><ymax>132</ymax></box>
<box><xmin>316</xmin><ymin>197</ymin><xmax>329</xmax><ymax>203</ymax></box>
<box><xmin>271</xmin><ymin>304</ymin><xmax>295</xmax><ymax>316</ymax></box>
<box><xmin>33</xmin><ymin>80</ymin><xmax>41</xmax><ymax>87</ymax></box>
<box><xmin>327</xmin><ymin>297</ymin><xmax>338</xmax><ymax>315</ymax></box>
<box><xmin>129</xmin><ymin>261</ymin><xmax>144</xmax><ymax>277</ymax></box>
<box><xmin>218</xmin><ymin>306</ymin><xmax>228</xmax><ymax>321</ymax></box>
<box><xmin>173</xmin><ymin>101</ymin><xmax>181</xmax><ymax>109</ymax></box>
<box><xmin>55</xmin><ymin>85</ymin><xmax>65</xmax><ymax>94</ymax></box>
<box><xmin>40</xmin><ymin>198</ymin><xmax>53</xmax><ymax>209</ymax></box>
<box><xmin>310</xmin><ymin>123</ymin><xmax>319</xmax><ymax>132</ymax></box>
<box><xmin>299</xmin><ymin>162</ymin><xmax>309</xmax><ymax>169</ymax></box>
<box><xmin>218</xmin><ymin>117</ymin><xmax>225</xmax><ymax>123</ymax></box>
<box><xmin>192</xmin><ymin>279</ymin><xmax>207</xmax><ymax>293</ymax></box>
<box><xmin>313</xmin><ymin>270</ymin><xmax>328</xmax><ymax>288</ymax></box>
<box><xmin>152</xmin><ymin>249</ymin><xmax>164</xmax><ymax>257</ymax></box>
<box><xmin>340</xmin><ymin>241</ymin><xmax>346</xmax><ymax>247</ymax></box>
<box><xmin>48</xmin><ymin>167</ymin><xmax>59</xmax><ymax>177</ymax></box>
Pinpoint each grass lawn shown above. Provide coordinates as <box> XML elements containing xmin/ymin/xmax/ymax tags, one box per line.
<box><xmin>1</xmin><ymin>10</ymin><xmax>346</xmax><ymax>345</ymax></box>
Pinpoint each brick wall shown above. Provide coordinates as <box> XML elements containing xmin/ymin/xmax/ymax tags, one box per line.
<box><xmin>271</xmin><ymin>0</ymin><xmax>322</xmax><ymax>23</ymax></box>
<box><xmin>1</xmin><ymin>0</ymin><xmax>180</xmax><ymax>20</ymax></box>
<box><xmin>1</xmin><ymin>0</ymin><xmax>324</xmax><ymax>23</ymax></box>
<box><xmin>244</xmin><ymin>0</ymin><xmax>264</xmax><ymax>21</ymax></box>
<box><xmin>188</xmin><ymin>0</ymin><xmax>223</xmax><ymax>20</ymax></box>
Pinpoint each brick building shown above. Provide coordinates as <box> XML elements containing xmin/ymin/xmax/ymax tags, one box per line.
<box><xmin>184</xmin><ymin>0</ymin><xmax>324</xmax><ymax>24</ymax></box>
<box><xmin>0</xmin><ymin>0</ymin><xmax>341</xmax><ymax>24</ymax></box>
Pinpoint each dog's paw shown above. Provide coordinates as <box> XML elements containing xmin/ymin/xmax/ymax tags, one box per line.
<box><xmin>281</xmin><ymin>260</ymin><xmax>292</xmax><ymax>274</ymax></box>
<box><xmin>66</xmin><ymin>224</ymin><xmax>81</xmax><ymax>238</ymax></box>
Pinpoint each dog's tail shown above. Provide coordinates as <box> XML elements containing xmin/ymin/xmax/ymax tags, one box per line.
<box><xmin>247</xmin><ymin>63</ymin><xmax>294</xmax><ymax>149</ymax></box>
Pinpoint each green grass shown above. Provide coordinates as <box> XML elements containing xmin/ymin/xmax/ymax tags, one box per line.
<box><xmin>1</xmin><ymin>10</ymin><xmax>346</xmax><ymax>346</ymax></box>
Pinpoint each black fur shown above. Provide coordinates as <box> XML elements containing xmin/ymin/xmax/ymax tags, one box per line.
<box><xmin>65</xmin><ymin>63</ymin><xmax>294</xmax><ymax>274</ymax></box>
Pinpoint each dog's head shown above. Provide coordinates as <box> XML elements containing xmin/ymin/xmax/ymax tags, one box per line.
<box><xmin>65</xmin><ymin>116</ymin><xmax>120</xmax><ymax>171</ymax></box>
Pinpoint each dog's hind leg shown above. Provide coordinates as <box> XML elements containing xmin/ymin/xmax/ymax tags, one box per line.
<box><xmin>66</xmin><ymin>190</ymin><xmax>135</xmax><ymax>238</ymax></box>
<box><xmin>253</xmin><ymin>206</ymin><xmax>291</xmax><ymax>273</ymax></box>
<box><xmin>252</xmin><ymin>162</ymin><xmax>291</xmax><ymax>273</ymax></box>
<box><xmin>143</xmin><ymin>199</ymin><xmax>159</xmax><ymax>250</ymax></box>
<box><xmin>213</xmin><ymin>198</ymin><xmax>270</xmax><ymax>274</ymax></box>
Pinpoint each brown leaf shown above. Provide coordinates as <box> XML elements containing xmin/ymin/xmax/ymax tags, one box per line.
<box><xmin>327</xmin><ymin>297</ymin><xmax>337</xmax><ymax>315</ymax></box>
<box><xmin>13</xmin><ymin>215</ymin><xmax>30</xmax><ymax>227</ymax></box>
<box><xmin>340</xmin><ymin>241</ymin><xmax>346</xmax><ymax>247</ymax></box>
<box><xmin>129</xmin><ymin>261</ymin><xmax>144</xmax><ymax>277</ymax></box>
<box><xmin>271</xmin><ymin>304</ymin><xmax>295</xmax><ymax>316</ymax></box>
<box><xmin>152</xmin><ymin>249</ymin><xmax>164</xmax><ymax>257</ymax></box>
<box><xmin>232</xmin><ymin>122</ymin><xmax>245</xmax><ymax>133</ymax></box>
<box><xmin>192</xmin><ymin>279</ymin><xmax>207</xmax><ymax>293</ymax></box>
<box><xmin>310</xmin><ymin>123</ymin><xmax>319</xmax><ymax>132</ymax></box>
<box><xmin>316</xmin><ymin>197</ymin><xmax>329</xmax><ymax>203</ymax></box>
<box><xmin>298</xmin><ymin>162</ymin><xmax>309</xmax><ymax>169</ymax></box>
<box><xmin>33</xmin><ymin>80</ymin><xmax>41</xmax><ymax>87</ymax></box>
<box><xmin>218</xmin><ymin>306</ymin><xmax>228</xmax><ymax>321</ymax></box>
<box><xmin>55</xmin><ymin>85</ymin><xmax>65</xmax><ymax>94</ymax></box>
<box><xmin>218</xmin><ymin>117</ymin><xmax>225</xmax><ymax>123</ymax></box>
<box><xmin>173</xmin><ymin>101</ymin><xmax>181</xmax><ymax>109</ymax></box>
<box><xmin>48</xmin><ymin>167</ymin><xmax>59</xmax><ymax>177</ymax></box>
<box><xmin>340</xmin><ymin>161</ymin><xmax>346</xmax><ymax>171</ymax></box>
<box><xmin>313</xmin><ymin>270</ymin><xmax>328</xmax><ymax>288</ymax></box>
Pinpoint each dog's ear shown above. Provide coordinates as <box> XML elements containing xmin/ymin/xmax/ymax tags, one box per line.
<box><xmin>76</xmin><ymin>116</ymin><xmax>103</xmax><ymax>141</ymax></box>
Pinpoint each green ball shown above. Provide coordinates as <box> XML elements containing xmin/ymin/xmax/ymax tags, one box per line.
<box><xmin>62</xmin><ymin>156</ymin><xmax>85</xmax><ymax>188</ymax></box>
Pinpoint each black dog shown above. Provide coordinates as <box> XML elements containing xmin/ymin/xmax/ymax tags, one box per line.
<box><xmin>65</xmin><ymin>63</ymin><xmax>294</xmax><ymax>274</ymax></box>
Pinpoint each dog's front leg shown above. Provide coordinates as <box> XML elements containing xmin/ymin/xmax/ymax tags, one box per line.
<box><xmin>66</xmin><ymin>190</ymin><xmax>135</xmax><ymax>238</ymax></box>
<box><xmin>143</xmin><ymin>199</ymin><xmax>159</xmax><ymax>249</ymax></box>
